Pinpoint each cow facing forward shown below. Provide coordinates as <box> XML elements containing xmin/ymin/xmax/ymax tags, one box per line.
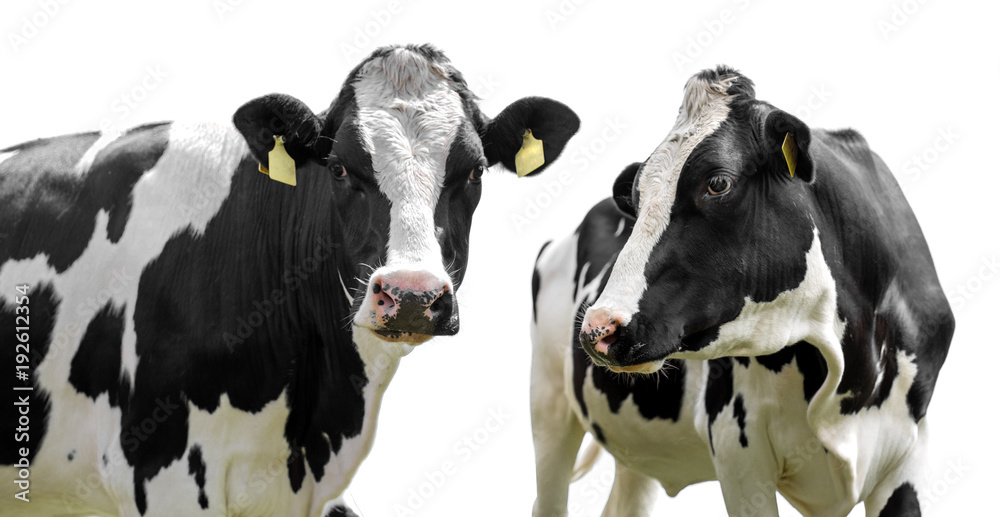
<box><xmin>0</xmin><ymin>44</ymin><xmax>579</xmax><ymax>516</ymax></box>
<box><xmin>531</xmin><ymin>66</ymin><xmax>952</xmax><ymax>516</ymax></box>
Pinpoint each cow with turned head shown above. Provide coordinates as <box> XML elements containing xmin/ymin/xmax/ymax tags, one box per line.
<box><xmin>531</xmin><ymin>66</ymin><xmax>952</xmax><ymax>516</ymax></box>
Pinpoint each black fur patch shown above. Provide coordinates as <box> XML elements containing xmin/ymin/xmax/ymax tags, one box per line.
<box><xmin>187</xmin><ymin>445</ymin><xmax>209</xmax><ymax>509</ymax></box>
<box><xmin>878</xmin><ymin>482</ymin><xmax>920</xmax><ymax>516</ymax></box>
<box><xmin>732</xmin><ymin>394</ymin><xmax>748</xmax><ymax>448</ymax></box>
<box><xmin>592</xmin><ymin>422</ymin><xmax>607</xmax><ymax>445</ymax></box>
<box><xmin>70</xmin><ymin>302</ymin><xmax>126</xmax><ymax>407</ymax></box>
<box><xmin>531</xmin><ymin>240</ymin><xmax>552</xmax><ymax>323</ymax></box>
<box><xmin>755</xmin><ymin>342</ymin><xmax>828</xmax><ymax>402</ymax></box>
<box><xmin>704</xmin><ymin>357</ymin><xmax>734</xmax><ymax>455</ymax></box>
<box><xmin>325</xmin><ymin>504</ymin><xmax>360</xmax><ymax>517</ymax></box>
<box><xmin>0</xmin><ymin>283</ymin><xmax>58</xmax><ymax>465</ymax></box>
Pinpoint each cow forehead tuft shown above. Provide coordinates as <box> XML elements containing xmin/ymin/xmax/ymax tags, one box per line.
<box><xmin>640</xmin><ymin>70</ymin><xmax>737</xmax><ymax>200</ymax></box>
<box><xmin>356</xmin><ymin>46</ymin><xmax>453</xmax><ymax>98</ymax></box>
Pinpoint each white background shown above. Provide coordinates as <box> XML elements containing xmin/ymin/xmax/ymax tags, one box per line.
<box><xmin>3</xmin><ymin>0</ymin><xmax>998</xmax><ymax>515</ymax></box>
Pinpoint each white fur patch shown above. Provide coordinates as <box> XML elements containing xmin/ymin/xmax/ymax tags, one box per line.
<box><xmin>75</xmin><ymin>131</ymin><xmax>123</xmax><ymax>176</ymax></box>
<box><xmin>353</xmin><ymin>48</ymin><xmax>463</xmax><ymax>272</ymax></box>
<box><xmin>675</xmin><ymin>228</ymin><xmax>845</xmax><ymax>360</ymax></box>
<box><xmin>116</xmin><ymin>122</ymin><xmax>245</xmax><ymax>381</ymax></box>
<box><xmin>351</xmin><ymin>49</ymin><xmax>467</xmax><ymax>333</ymax></box>
<box><xmin>588</xmin><ymin>74</ymin><xmax>736</xmax><ymax>321</ymax></box>
<box><xmin>574</xmin><ymin>261</ymin><xmax>611</xmax><ymax>309</ymax></box>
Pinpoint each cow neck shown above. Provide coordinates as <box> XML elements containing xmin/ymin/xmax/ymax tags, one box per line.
<box><xmin>241</xmin><ymin>171</ymin><xmax>371</xmax><ymax>465</ymax></box>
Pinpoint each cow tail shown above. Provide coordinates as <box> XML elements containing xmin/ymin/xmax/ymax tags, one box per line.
<box><xmin>570</xmin><ymin>439</ymin><xmax>603</xmax><ymax>482</ymax></box>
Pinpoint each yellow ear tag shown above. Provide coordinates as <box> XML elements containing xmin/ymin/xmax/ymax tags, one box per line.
<box><xmin>781</xmin><ymin>132</ymin><xmax>798</xmax><ymax>178</ymax></box>
<box><xmin>514</xmin><ymin>129</ymin><xmax>545</xmax><ymax>177</ymax></box>
<box><xmin>266</xmin><ymin>135</ymin><xmax>296</xmax><ymax>186</ymax></box>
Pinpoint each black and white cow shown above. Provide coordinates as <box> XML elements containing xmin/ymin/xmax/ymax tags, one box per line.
<box><xmin>531</xmin><ymin>66</ymin><xmax>953</xmax><ymax>516</ymax></box>
<box><xmin>0</xmin><ymin>44</ymin><xmax>579</xmax><ymax>516</ymax></box>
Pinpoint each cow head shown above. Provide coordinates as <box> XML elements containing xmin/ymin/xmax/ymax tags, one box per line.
<box><xmin>580</xmin><ymin>66</ymin><xmax>821</xmax><ymax>373</ymax></box>
<box><xmin>234</xmin><ymin>44</ymin><xmax>579</xmax><ymax>345</ymax></box>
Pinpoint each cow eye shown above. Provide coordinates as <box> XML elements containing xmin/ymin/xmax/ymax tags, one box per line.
<box><xmin>331</xmin><ymin>163</ymin><xmax>348</xmax><ymax>181</ymax></box>
<box><xmin>469</xmin><ymin>166</ymin><xmax>484</xmax><ymax>182</ymax></box>
<box><xmin>707</xmin><ymin>176</ymin><xmax>732</xmax><ymax>196</ymax></box>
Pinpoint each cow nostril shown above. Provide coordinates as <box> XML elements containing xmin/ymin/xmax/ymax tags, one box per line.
<box><xmin>596</xmin><ymin>331</ymin><xmax>618</xmax><ymax>354</ymax></box>
<box><xmin>372</xmin><ymin>283</ymin><xmax>381</xmax><ymax>295</ymax></box>
<box><xmin>428</xmin><ymin>292</ymin><xmax>453</xmax><ymax>319</ymax></box>
<box><xmin>582</xmin><ymin>316</ymin><xmax>623</xmax><ymax>356</ymax></box>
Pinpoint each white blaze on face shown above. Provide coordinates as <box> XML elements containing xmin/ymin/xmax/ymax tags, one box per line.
<box><xmin>353</xmin><ymin>49</ymin><xmax>465</xmax><ymax>273</ymax></box>
<box><xmin>588</xmin><ymin>74</ymin><xmax>737</xmax><ymax>321</ymax></box>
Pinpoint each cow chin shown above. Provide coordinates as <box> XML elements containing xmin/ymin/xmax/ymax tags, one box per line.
<box><xmin>368</xmin><ymin>328</ymin><xmax>435</xmax><ymax>345</ymax></box>
<box><xmin>606</xmin><ymin>358</ymin><xmax>666</xmax><ymax>375</ymax></box>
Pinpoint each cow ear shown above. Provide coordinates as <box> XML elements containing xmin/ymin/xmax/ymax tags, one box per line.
<box><xmin>480</xmin><ymin>96</ymin><xmax>580</xmax><ymax>177</ymax></box>
<box><xmin>763</xmin><ymin>109</ymin><xmax>813</xmax><ymax>183</ymax></box>
<box><xmin>613</xmin><ymin>162</ymin><xmax>642</xmax><ymax>218</ymax></box>
<box><xmin>233</xmin><ymin>93</ymin><xmax>325</xmax><ymax>168</ymax></box>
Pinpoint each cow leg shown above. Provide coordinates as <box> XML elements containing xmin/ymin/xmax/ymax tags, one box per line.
<box><xmin>863</xmin><ymin>421</ymin><xmax>929</xmax><ymax>517</ymax></box>
<box><xmin>530</xmin><ymin>349</ymin><xmax>586</xmax><ymax>517</ymax></box>
<box><xmin>530</xmin><ymin>396</ymin><xmax>584</xmax><ymax>517</ymax></box>
<box><xmin>599</xmin><ymin>458</ymin><xmax>658</xmax><ymax>517</ymax></box>
<box><xmin>711</xmin><ymin>421</ymin><xmax>781</xmax><ymax>516</ymax></box>
<box><xmin>716</xmin><ymin>475</ymin><xmax>780</xmax><ymax>517</ymax></box>
<box><xmin>530</xmin><ymin>319</ymin><xmax>586</xmax><ymax>517</ymax></box>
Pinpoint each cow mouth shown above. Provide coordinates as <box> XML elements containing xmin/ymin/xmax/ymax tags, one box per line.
<box><xmin>586</xmin><ymin>322</ymin><xmax>718</xmax><ymax>370</ymax></box>
<box><xmin>371</xmin><ymin>329</ymin><xmax>434</xmax><ymax>344</ymax></box>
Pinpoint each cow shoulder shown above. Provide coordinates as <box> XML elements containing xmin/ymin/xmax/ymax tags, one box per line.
<box><xmin>811</xmin><ymin>129</ymin><xmax>954</xmax><ymax>421</ymax></box>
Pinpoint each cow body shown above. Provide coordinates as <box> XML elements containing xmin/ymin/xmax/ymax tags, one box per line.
<box><xmin>1</xmin><ymin>44</ymin><xmax>579</xmax><ymax>516</ymax></box>
<box><xmin>531</xmin><ymin>200</ymin><xmax>717</xmax><ymax>517</ymax></box>
<box><xmin>0</xmin><ymin>121</ymin><xmax>387</xmax><ymax>517</ymax></box>
<box><xmin>531</xmin><ymin>67</ymin><xmax>952</xmax><ymax>516</ymax></box>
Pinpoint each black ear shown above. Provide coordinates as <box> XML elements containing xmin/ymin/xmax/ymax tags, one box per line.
<box><xmin>613</xmin><ymin>162</ymin><xmax>642</xmax><ymax>218</ymax></box>
<box><xmin>233</xmin><ymin>93</ymin><xmax>324</xmax><ymax>168</ymax></box>
<box><xmin>763</xmin><ymin>109</ymin><xmax>813</xmax><ymax>183</ymax></box>
<box><xmin>480</xmin><ymin>96</ymin><xmax>580</xmax><ymax>176</ymax></box>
